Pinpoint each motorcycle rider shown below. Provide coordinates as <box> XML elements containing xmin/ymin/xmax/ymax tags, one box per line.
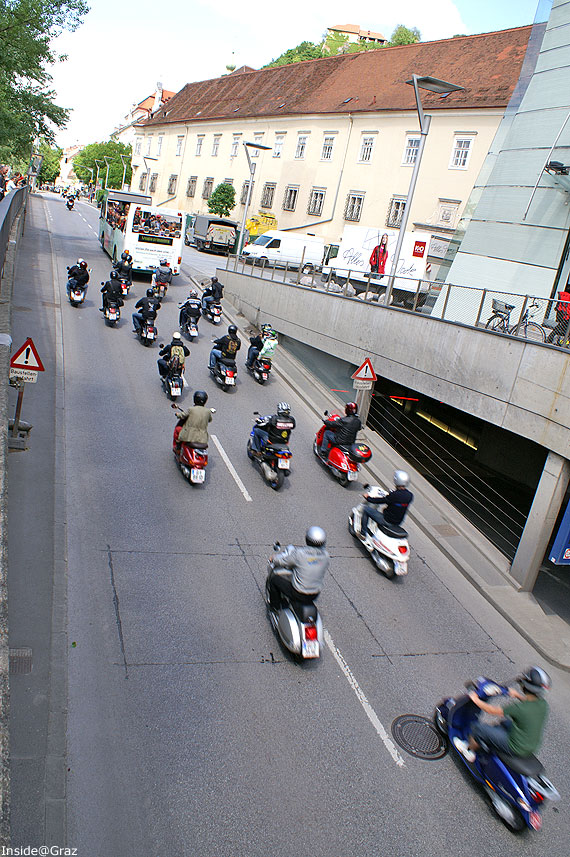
<box><xmin>178</xmin><ymin>289</ymin><xmax>202</xmax><ymax>330</ymax></box>
<box><xmin>209</xmin><ymin>324</ymin><xmax>241</xmax><ymax>371</ymax></box>
<box><xmin>66</xmin><ymin>259</ymin><xmax>89</xmax><ymax>298</ymax></box>
<box><xmin>157</xmin><ymin>332</ymin><xmax>190</xmax><ymax>379</ymax></box>
<box><xmin>153</xmin><ymin>258</ymin><xmax>173</xmax><ymax>294</ymax></box>
<box><xmin>267</xmin><ymin>526</ymin><xmax>329</xmax><ymax>612</ymax></box>
<box><xmin>360</xmin><ymin>470</ymin><xmax>414</xmax><ymax>537</ymax></box>
<box><xmin>113</xmin><ymin>251</ymin><xmax>133</xmax><ymax>284</ymax></box>
<box><xmin>320</xmin><ymin>402</ymin><xmax>362</xmax><ymax>458</ymax></box>
<box><xmin>252</xmin><ymin>402</ymin><xmax>295</xmax><ymax>452</ymax></box>
<box><xmin>132</xmin><ymin>288</ymin><xmax>161</xmax><ymax>334</ymax></box>
<box><xmin>454</xmin><ymin>666</ymin><xmax>551</xmax><ymax>764</ymax></box>
<box><xmin>100</xmin><ymin>270</ymin><xmax>125</xmax><ymax>311</ymax></box>
<box><xmin>175</xmin><ymin>390</ymin><xmax>212</xmax><ymax>449</ymax></box>
<box><xmin>246</xmin><ymin>325</ymin><xmax>277</xmax><ymax>368</ymax></box>
<box><xmin>201</xmin><ymin>276</ymin><xmax>224</xmax><ymax>312</ymax></box>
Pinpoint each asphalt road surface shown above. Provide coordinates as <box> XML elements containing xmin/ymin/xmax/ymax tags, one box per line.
<box><xmin>9</xmin><ymin>194</ymin><xmax>570</xmax><ymax>857</ymax></box>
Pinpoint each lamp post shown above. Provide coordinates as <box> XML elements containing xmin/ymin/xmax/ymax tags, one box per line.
<box><xmin>237</xmin><ymin>140</ymin><xmax>272</xmax><ymax>256</ymax></box>
<box><xmin>383</xmin><ymin>74</ymin><xmax>464</xmax><ymax>306</ymax></box>
<box><xmin>94</xmin><ymin>159</ymin><xmax>104</xmax><ymax>189</ymax></box>
<box><xmin>120</xmin><ymin>154</ymin><xmax>130</xmax><ymax>190</ymax></box>
<box><xmin>104</xmin><ymin>156</ymin><xmax>114</xmax><ymax>189</ymax></box>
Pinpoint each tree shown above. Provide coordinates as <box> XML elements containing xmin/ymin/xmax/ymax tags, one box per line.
<box><xmin>264</xmin><ymin>41</ymin><xmax>322</xmax><ymax>68</ymax></box>
<box><xmin>322</xmin><ymin>31</ymin><xmax>381</xmax><ymax>57</ymax></box>
<box><xmin>73</xmin><ymin>141</ymin><xmax>132</xmax><ymax>189</ymax></box>
<box><xmin>0</xmin><ymin>0</ymin><xmax>89</xmax><ymax>162</ymax></box>
<box><xmin>207</xmin><ymin>183</ymin><xmax>236</xmax><ymax>217</ymax></box>
<box><xmin>389</xmin><ymin>25</ymin><xmax>421</xmax><ymax>46</ymax></box>
<box><xmin>37</xmin><ymin>139</ymin><xmax>62</xmax><ymax>183</ymax></box>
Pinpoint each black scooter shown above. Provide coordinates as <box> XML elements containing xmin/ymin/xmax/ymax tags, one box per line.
<box><xmin>247</xmin><ymin>415</ymin><xmax>292</xmax><ymax>490</ymax></box>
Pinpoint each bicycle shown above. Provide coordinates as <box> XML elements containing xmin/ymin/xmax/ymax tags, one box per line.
<box><xmin>485</xmin><ymin>299</ymin><xmax>546</xmax><ymax>342</ymax></box>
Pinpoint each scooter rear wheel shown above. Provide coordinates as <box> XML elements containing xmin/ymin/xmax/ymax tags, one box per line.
<box><xmin>246</xmin><ymin>439</ymin><xmax>254</xmax><ymax>460</ymax></box>
<box><xmin>487</xmin><ymin>791</ymin><xmax>525</xmax><ymax>832</ymax></box>
<box><xmin>433</xmin><ymin>707</ymin><xmax>448</xmax><ymax>736</ymax></box>
<box><xmin>269</xmin><ymin>470</ymin><xmax>285</xmax><ymax>491</ymax></box>
<box><xmin>338</xmin><ymin>473</ymin><xmax>349</xmax><ymax>488</ymax></box>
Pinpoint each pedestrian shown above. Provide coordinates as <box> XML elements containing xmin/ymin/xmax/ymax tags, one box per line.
<box><xmin>0</xmin><ymin>165</ymin><xmax>8</xmax><ymax>201</ymax></box>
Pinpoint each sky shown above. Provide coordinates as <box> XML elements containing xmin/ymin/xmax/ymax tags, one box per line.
<box><xmin>49</xmin><ymin>0</ymin><xmax>543</xmax><ymax>149</ymax></box>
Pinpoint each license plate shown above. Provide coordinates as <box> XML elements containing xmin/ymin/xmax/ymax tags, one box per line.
<box><xmin>225</xmin><ymin>376</ymin><xmax>235</xmax><ymax>384</ymax></box>
<box><xmin>278</xmin><ymin>459</ymin><xmax>289</xmax><ymax>469</ymax></box>
<box><xmin>191</xmin><ymin>468</ymin><xmax>205</xmax><ymax>483</ymax></box>
<box><xmin>347</xmin><ymin>470</ymin><xmax>358</xmax><ymax>481</ymax></box>
<box><xmin>73</xmin><ymin>292</ymin><xmax>83</xmax><ymax>300</ymax></box>
<box><xmin>171</xmin><ymin>387</ymin><xmax>181</xmax><ymax>396</ymax></box>
<box><xmin>146</xmin><ymin>330</ymin><xmax>155</xmax><ymax>339</ymax></box>
<box><xmin>394</xmin><ymin>561</ymin><xmax>408</xmax><ymax>576</ymax></box>
<box><xmin>262</xmin><ymin>373</ymin><xmax>267</xmax><ymax>379</ymax></box>
<box><xmin>302</xmin><ymin>640</ymin><xmax>319</xmax><ymax>658</ymax></box>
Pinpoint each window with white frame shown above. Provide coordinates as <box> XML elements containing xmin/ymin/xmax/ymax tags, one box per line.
<box><xmin>212</xmin><ymin>135</ymin><xmax>221</xmax><ymax>157</ymax></box>
<box><xmin>386</xmin><ymin>195</ymin><xmax>407</xmax><ymax>227</ymax></box>
<box><xmin>224</xmin><ymin>177</ymin><xmax>234</xmax><ymax>185</ymax></box>
<box><xmin>273</xmin><ymin>134</ymin><xmax>285</xmax><ymax>158</ymax></box>
<box><xmin>149</xmin><ymin>173</ymin><xmax>158</xmax><ymax>192</ymax></box>
<box><xmin>359</xmin><ymin>135</ymin><xmax>375</xmax><ymax>163</ymax></box>
<box><xmin>308</xmin><ymin>187</ymin><xmax>326</xmax><ymax>216</ymax></box>
<box><xmin>145</xmin><ymin>136</ymin><xmax>152</xmax><ymax>156</ymax></box>
<box><xmin>437</xmin><ymin>199</ymin><xmax>460</xmax><ymax>227</ymax></box>
<box><xmin>157</xmin><ymin>136</ymin><xmax>164</xmax><ymax>157</ymax></box>
<box><xmin>295</xmin><ymin>135</ymin><xmax>308</xmax><ymax>159</ymax></box>
<box><xmin>167</xmin><ymin>174</ymin><xmax>178</xmax><ymax>195</ymax></box>
<box><xmin>252</xmin><ymin>134</ymin><xmax>264</xmax><ymax>157</ymax></box>
<box><xmin>186</xmin><ymin>176</ymin><xmax>197</xmax><ymax>197</ymax></box>
<box><xmin>449</xmin><ymin>136</ymin><xmax>474</xmax><ymax>169</ymax></box>
<box><xmin>402</xmin><ymin>136</ymin><xmax>420</xmax><ymax>166</ymax></box>
<box><xmin>139</xmin><ymin>172</ymin><xmax>148</xmax><ymax>191</ymax></box>
<box><xmin>261</xmin><ymin>182</ymin><xmax>276</xmax><ymax>208</ymax></box>
<box><xmin>176</xmin><ymin>136</ymin><xmax>184</xmax><ymax>157</ymax></box>
<box><xmin>344</xmin><ymin>192</ymin><xmax>365</xmax><ymax>222</ymax></box>
<box><xmin>134</xmin><ymin>137</ymin><xmax>142</xmax><ymax>156</ymax></box>
<box><xmin>321</xmin><ymin>136</ymin><xmax>335</xmax><ymax>161</ymax></box>
<box><xmin>202</xmin><ymin>177</ymin><xmax>214</xmax><ymax>199</ymax></box>
<box><xmin>240</xmin><ymin>180</ymin><xmax>254</xmax><ymax>204</ymax></box>
<box><xmin>283</xmin><ymin>185</ymin><xmax>299</xmax><ymax>211</ymax></box>
<box><xmin>231</xmin><ymin>136</ymin><xmax>240</xmax><ymax>157</ymax></box>
<box><xmin>196</xmin><ymin>136</ymin><xmax>204</xmax><ymax>156</ymax></box>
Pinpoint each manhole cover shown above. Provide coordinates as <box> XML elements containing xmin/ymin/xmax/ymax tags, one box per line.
<box><xmin>391</xmin><ymin>714</ymin><xmax>447</xmax><ymax>760</ymax></box>
<box><xmin>9</xmin><ymin>647</ymin><xmax>32</xmax><ymax>675</ymax></box>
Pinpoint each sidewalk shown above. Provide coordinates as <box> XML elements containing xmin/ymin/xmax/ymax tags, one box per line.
<box><xmin>193</xmin><ymin>274</ymin><xmax>570</xmax><ymax>671</ymax></box>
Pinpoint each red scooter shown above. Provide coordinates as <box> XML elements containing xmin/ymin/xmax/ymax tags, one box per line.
<box><xmin>313</xmin><ymin>412</ymin><xmax>372</xmax><ymax>486</ymax></box>
<box><xmin>172</xmin><ymin>424</ymin><xmax>208</xmax><ymax>485</ymax></box>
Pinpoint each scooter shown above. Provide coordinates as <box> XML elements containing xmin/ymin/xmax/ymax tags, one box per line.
<box><xmin>152</xmin><ymin>281</ymin><xmax>168</xmax><ymax>301</ymax></box>
<box><xmin>136</xmin><ymin>319</ymin><xmax>157</xmax><ymax>346</ymax></box>
<box><xmin>202</xmin><ymin>300</ymin><xmax>222</xmax><ymax>325</ymax></box>
<box><xmin>103</xmin><ymin>300</ymin><xmax>121</xmax><ymax>327</ymax></box>
<box><xmin>246</xmin><ymin>355</ymin><xmax>272</xmax><ymax>385</ymax></box>
<box><xmin>161</xmin><ymin>361</ymin><xmax>184</xmax><ymax>400</ymax></box>
<box><xmin>434</xmin><ymin>676</ymin><xmax>560</xmax><ymax>832</ymax></box>
<box><xmin>118</xmin><ymin>276</ymin><xmax>131</xmax><ymax>297</ymax></box>
<box><xmin>66</xmin><ymin>197</ymin><xmax>75</xmax><ymax>210</ymax></box>
<box><xmin>179</xmin><ymin>314</ymin><xmax>199</xmax><ymax>341</ymax></box>
<box><xmin>67</xmin><ymin>282</ymin><xmax>86</xmax><ymax>307</ymax></box>
<box><xmin>313</xmin><ymin>412</ymin><xmax>372</xmax><ymax>486</ymax></box>
<box><xmin>348</xmin><ymin>487</ymin><xmax>409</xmax><ymax>577</ymax></box>
<box><xmin>247</xmin><ymin>416</ymin><xmax>292</xmax><ymax>490</ymax></box>
<box><xmin>172</xmin><ymin>405</ymin><xmax>214</xmax><ymax>485</ymax></box>
<box><xmin>265</xmin><ymin>543</ymin><xmax>323</xmax><ymax>660</ymax></box>
<box><xmin>210</xmin><ymin>354</ymin><xmax>237</xmax><ymax>392</ymax></box>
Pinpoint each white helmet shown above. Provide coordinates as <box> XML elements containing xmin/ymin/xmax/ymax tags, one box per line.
<box><xmin>394</xmin><ymin>470</ymin><xmax>409</xmax><ymax>488</ymax></box>
<box><xmin>172</xmin><ymin>332</ymin><xmax>182</xmax><ymax>340</ymax></box>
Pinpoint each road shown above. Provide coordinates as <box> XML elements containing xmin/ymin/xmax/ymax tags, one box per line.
<box><xmin>8</xmin><ymin>193</ymin><xmax>570</xmax><ymax>857</ymax></box>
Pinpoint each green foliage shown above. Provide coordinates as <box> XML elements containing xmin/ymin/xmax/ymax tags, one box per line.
<box><xmin>207</xmin><ymin>182</ymin><xmax>236</xmax><ymax>217</ymax></box>
<box><xmin>323</xmin><ymin>32</ymin><xmax>381</xmax><ymax>56</ymax></box>
<box><xmin>73</xmin><ymin>140</ymin><xmax>132</xmax><ymax>189</ymax></box>
<box><xmin>389</xmin><ymin>25</ymin><xmax>421</xmax><ymax>46</ymax></box>
<box><xmin>0</xmin><ymin>0</ymin><xmax>89</xmax><ymax>161</ymax></box>
<box><xmin>263</xmin><ymin>40</ymin><xmax>322</xmax><ymax>68</ymax></box>
<box><xmin>37</xmin><ymin>139</ymin><xmax>62</xmax><ymax>182</ymax></box>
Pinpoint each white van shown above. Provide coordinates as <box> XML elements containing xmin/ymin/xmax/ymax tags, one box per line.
<box><xmin>242</xmin><ymin>230</ymin><xmax>324</xmax><ymax>270</ymax></box>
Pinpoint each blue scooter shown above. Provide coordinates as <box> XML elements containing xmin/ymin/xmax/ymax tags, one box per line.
<box><xmin>434</xmin><ymin>676</ymin><xmax>559</xmax><ymax>832</ymax></box>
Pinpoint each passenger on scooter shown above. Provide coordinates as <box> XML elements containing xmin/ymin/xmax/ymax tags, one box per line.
<box><xmin>454</xmin><ymin>666</ymin><xmax>551</xmax><ymax>764</ymax></box>
<box><xmin>252</xmin><ymin>402</ymin><xmax>295</xmax><ymax>452</ymax></box>
<box><xmin>157</xmin><ymin>332</ymin><xmax>190</xmax><ymax>378</ymax></box>
<box><xmin>267</xmin><ymin>526</ymin><xmax>329</xmax><ymax>612</ymax></box>
<box><xmin>360</xmin><ymin>470</ymin><xmax>413</xmax><ymax>537</ymax></box>
<box><xmin>67</xmin><ymin>259</ymin><xmax>89</xmax><ymax>297</ymax></box>
<box><xmin>246</xmin><ymin>326</ymin><xmax>278</xmax><ymax>368</ymax></box>
<box><xmin>132</xmin><ymin>288</ymin><xmax>161</xmax><ymax>333</ymax></box>
<box><xmin>154</xmin><ymin>259</ymin><xmax>173</xmax><ymax>289</ymax></box>
<box><xmin>209</xmin><ymin>324</ymin><xmax>241</xmax><ymax>370</ymax></box>
<box><xmin>179</xmin><ymin>290</ymin><xmax>202</xmax><ymax>329</ymax></box>
<box><xmin>175</xmin><ymin>390</ymin><xmax>212</xmax><ymax>449</ymax></box>
<box><xmin>113</xmin><ymin>251</ymin><xmax>133</xmax><ymax>283</ymax></box>
<box><xmin>100</xmin><ymin>270</ymin><xmax>125</xmax><ymax>311</ymax></box>
<box><xmin>320</xmin><ymin>402</ymin><xmax>361</xmax><ymax>457</ymax></box>
<box><xmin>201</xmin><ymin>276</ymin><xmax>223</xmax><ymax>311</ymax></box>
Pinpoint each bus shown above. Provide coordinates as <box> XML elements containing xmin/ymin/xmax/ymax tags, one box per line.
<box><xmin>98</xmin><ymin>190</ymin><xmax>184</xmax><ymax>275</ymax></box>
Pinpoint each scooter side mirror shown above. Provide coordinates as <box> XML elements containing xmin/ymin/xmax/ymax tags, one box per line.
<box><xmin>363</xmin><ymin>483</ymin><xmax>370</xmax><ymax>490</ymax></box>
<box><xmin>324</xmin><ymin>410</ymin><xmax>329</xmax><ymax>416</ymax></box>
<box><xmin>210</xmin><ymin>408</ymin><xmax>216</xmax><ymax>414</ymax></box>
<box><xmin>273</xmin><ymin>541</ymin><xmax>281</xmax><ymax>551</ymax></box>
<box><xmin>253</xmin><ymin>411</ymin><xmax>259</xmax><ymax>416</ymax></box>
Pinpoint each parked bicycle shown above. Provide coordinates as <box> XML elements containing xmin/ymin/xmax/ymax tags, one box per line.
<box><xmin>485</xmin><ymin>299</ymin><xmax>546</xmax><ymax>342</ymax></box>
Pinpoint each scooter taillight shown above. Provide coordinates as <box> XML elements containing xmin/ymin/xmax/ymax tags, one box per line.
<box><xmin>398</xmin><ymin>545</ymin><xmax>408</xmax><ymax>555</ymax></box>
<box><xmin>304</xmin><ymin>624</ymin><xmax>318</xmax><ymax>641</ymax></box>
<box><xmin>529</xmin><ymin>789</ymin><xmax>544</xmax><ymax>804</ymax></box>
<box><xmin>226</xmin><ymin>370</ymin><xmax>234</xmax><ymax>377</ymax></box>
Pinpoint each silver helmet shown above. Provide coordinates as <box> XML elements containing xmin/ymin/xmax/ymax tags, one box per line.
<box><xmin>306</xmin><ymin>526</ymin><xmax>326</xmax><ymax>547</ymax></box>
<box><xmin>394</xmin><ymin>470</ymin><xmax>410</xmax><ymax>488</ymax></box>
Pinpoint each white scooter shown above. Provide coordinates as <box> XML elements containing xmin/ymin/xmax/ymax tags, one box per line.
<box><xmin>265</xmin><ymin>543</ymin><xmax>323</xmax><ymax>659</ymax></box>
<box><xmin>348</xmin><ymin>486</ymin><xmax>410</xmax><ymax>578</ymax></box>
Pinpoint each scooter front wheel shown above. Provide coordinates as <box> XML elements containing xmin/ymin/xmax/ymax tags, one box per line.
<box><xmin>338</xmin><ymin>473</ymin><xmax>349</xmax><ymax>488</ymax></box>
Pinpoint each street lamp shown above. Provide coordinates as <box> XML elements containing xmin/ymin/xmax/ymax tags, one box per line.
<box><xmin>94</xmin><ymin>159</ymin><xmax>104</xmax><ymax>189</ymax></box>
<box><xmin>383</xmin><ymin>74</ymin><xmax>464</xmax><ymax>306</ymax></box>
<box><xmin>104</xmin><ymin>156</ymin><xmax>114</xmax><ymax>189</ymax></box>
<box><xmin>82</xmin><ymin>165</ymin><xmax>94</xmax><ymax>185</ymax></box>
<box><xmin>120</xmin><ymin>154</ymin><xmax>130</xmax><ymax>190</ymax></box>
<box><xmin>237</xmin><ymin>140</ymin><xmax>272</xmax><ymax>256</ymax></box>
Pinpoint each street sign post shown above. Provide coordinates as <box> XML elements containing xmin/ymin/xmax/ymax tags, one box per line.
<box><xmin>9</xmin><ymin>337</ymin><xmax>45</xmax><ymax>442</ymax></box>
<box><xmin>351</xmin><ymin>359</ymin><xmax>377</xmax><ymax>424</ymax></box>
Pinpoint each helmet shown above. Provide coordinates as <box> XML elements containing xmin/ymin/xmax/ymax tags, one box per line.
<box><xmin>121</xmin><ymin>251</ymin><xmax>128</xmax><ymax>261</ymax></box>
<box><xmin>79</xmin><ymin>260</ymin><xmax>87</xmax><ymax>270</ymax></box>
<box><xmin>277</xmin><ymin>402</ymin><xmax>290</xmax><ymax>416</ymax></box>
<box><xmin>193</xmin><ymin>390</ymin><xmax>208</xmax><ymax>406</ymax></box>
<box><xmin>519</xmin><ymin>666</ymin><xmax>551</xmax><ymax>696</ymax></box>
<box><xmin>345</xmin><ymin>402</ymin><xmax>358</xmax><ymax>415</ymax></box>
<box><xmin>228</xmin><ymin>324</ymin><xmax>238</xmax><ymax>336</ymax></box>
<box><xmin>126</xmin><ymin>254</ymin><xmax>132</xmax><ymax>263</ymax></box>
<box><xmin>394</xmin><ymin>470</ymin><xmax>410</xmax><ymax>488</ymax></box>
<box><xmin>146</xmin><ymin>288</ymin><xmax>154</xmax><ymax>298</ymax></box>
<box><xmin>189</xmin><ymin>289</ymin><xmax>198</xmax><ymax>298</ymax></box>
<box><xmin>305</xmin><ymin>526</ymin><xmax>326</xmax><ymax>548</ymax></box>
<box><xmin>211</xmin><ymin>276</ymin><xmax>218</xmax><ymax>284</ymax></box>
<box><xmin>172</xmin><ymin>332</ymin><xmax>182</xmax><ymax>340</ymax></box>
<box><xmin>110</xmin><ymin>270</ymin><xmax>119</xmax><ymax>280</ymax></box>
<box><xmin>160</xmin><ymin>258</ymin><xmax>168</xmax><ymax>266</ymax></box>
<box><xmin>261</xmin><ymin>323</ymin><xmax>272</xmax><ymax>334</ymax></box>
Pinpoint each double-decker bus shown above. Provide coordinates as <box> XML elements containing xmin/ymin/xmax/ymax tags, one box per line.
<box><xmin>98</xmin><ymin>190</ymin><xmax>184</xmax><ymax>275</ymax></box>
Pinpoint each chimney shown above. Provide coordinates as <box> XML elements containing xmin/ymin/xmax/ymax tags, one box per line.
<box><xmin>152</xmin><ymin>81</ymin><xmax>163</xmax><ymax>113</ymax></box>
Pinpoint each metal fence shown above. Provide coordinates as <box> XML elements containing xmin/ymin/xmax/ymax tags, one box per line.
<box><xmin>225</xmin><ymin>252</ymin><xmax>570</xmax><ymax>349</ymax></box>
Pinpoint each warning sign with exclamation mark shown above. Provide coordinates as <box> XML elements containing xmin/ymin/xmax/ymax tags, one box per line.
<box><xmin>9</xmin><ymin>337</ymin><xmax>45</xmax><ymax>383</ymax></box>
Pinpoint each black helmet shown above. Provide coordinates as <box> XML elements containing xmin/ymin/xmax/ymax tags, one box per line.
<box><xmin>193</xmin><ymin>390</ymin><xmax>208</xmax><ymax>406</ymax></box>
<box><xmin>228</xmin><ymin>324</ymin><xmax>238</xmax><ymax>336</ymax></box>
<box><xmin>211</xmin><ymin>276</ymin><xmax>218</xmax><ymax>284</ymax></box>
<box><xmin>146</xmin><ymin>288</ymin><xmax>154</xmax><ymax>298</ymax></box>
<box><xmin>121</xmin><ymin>251</ymin><xmax>128</xmax><ymax>261</ymax></box>
<box><xmin>306</xmin><ymin>526</ymin><xmax>326</xmax><ymax>547</ymax></box>
<box><xmin>519</xmin><ymin>666</ymin><xmax>551</xmax><ymax>696</ymax></box>
<box><xmin>110</xmin><ymin>270</ymin><xmax>119</xmax><ymax>280</ymax></box>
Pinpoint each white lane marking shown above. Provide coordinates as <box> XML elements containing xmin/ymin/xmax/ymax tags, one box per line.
<box><xmin>324</xmin><ymin>629</ymin><xmax>405</xmax><ymax>767</ymax></box>
<box><xmin>211</xmin><ymin>435</ymin><xmax>252</xmax><ymax>502</ymax></box>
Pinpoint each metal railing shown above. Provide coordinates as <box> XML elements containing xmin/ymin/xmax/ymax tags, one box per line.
<box><xmin>0</xmin><ymin>187</ymin><xmax>27</xmax><ymax>280</ymax></box>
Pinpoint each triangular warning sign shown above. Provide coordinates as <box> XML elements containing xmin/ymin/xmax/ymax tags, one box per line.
<box><xmin>10</xmin><ymin>337</ymin><xmax>45</xmax><ymax>371</ymax></box>
<box><xmin>351</xmin><ymin>358</ymin><xmax>377</xmax><ymax>382</ymax></box>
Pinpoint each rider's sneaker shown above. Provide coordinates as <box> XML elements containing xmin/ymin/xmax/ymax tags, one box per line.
<box><xmin>453</xmin><ymin>737</ymin><xmax>475</xmax><ymax>763</ymax></box>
